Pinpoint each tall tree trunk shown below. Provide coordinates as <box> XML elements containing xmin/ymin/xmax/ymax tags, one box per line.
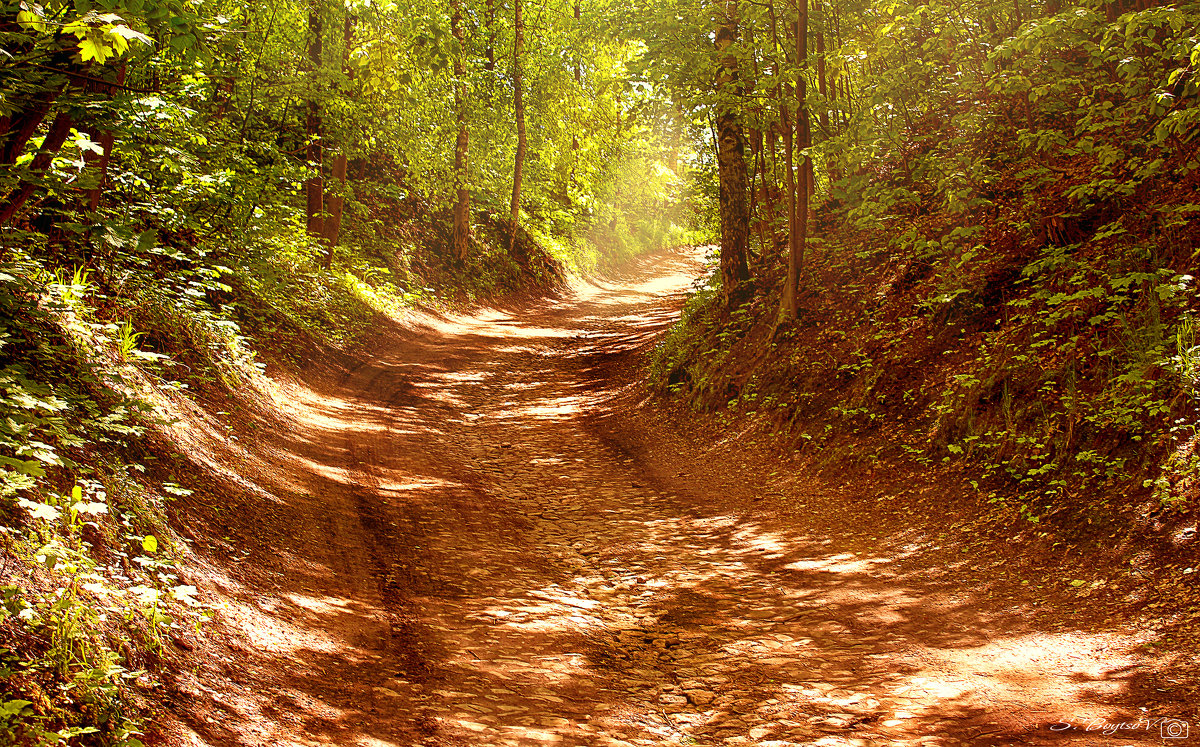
<box><xmin>86</xmin><ymin>131</ymin><xmax>116</xmax><ymax>212</ymax></box>
<box><xmin>781</xmin><ymin>1</ymin><xmax>810</xmax><ymax>320</ymax></box>
<box><xmin>305</xmin><ymin>3</ymin><xmax>325</xmax><ymax>238</ymax></box>
<box><xmin>451</xmin><ymin>0</ymin><xmax>471</xmax><ymax>261</ymax></box>
<box><xmin>749</xmin><ymin>128</ymin><xmax>768</xmax><ymax>261</ymax></box>
<box><xmin>322</xmin><ymin>12</ymin><xmax>356</xmax><ymax>267</ymax></box>
<box><xmin>485</xmin><ymin>0</ymin><xmax>496</xmax><ymax>71</ymax></box>
<box><xmin>0</xmin><ymin>111</ymin><xmax>74</xmax><ymax>225</ymax></box>
<box><xmin>85</xmin><ymin>66</ymin><xmax>127</xmax><ymax>212</ymax></box>
<box><xmin>715</xmin><ymin>0</ymin><xmax>752</xmax><ymax>309</ymax></box>
<box><xmin>571</xmin><ymin>0</ymin><xmax>581</xmax><ymax>175</ymax></box>
<box><xmin>763</xmin><ymin>128</ymin><xmax>781</xmax><ymax>252</ymax></box>
<box><xmin>0</xmin><ymin>90</ymin><xmax>59</xmax><ymax>166</ymax></box>
<box><xmin>764</xmin><ymin>0</ymin><xmax>787</xmax><ymax>258</ymax></box>
<box><xmin>815</xmin><ymin>0</ymin><xmax>830</xmax><ymax>137</ymax></box>
<box><xmin>509</xmin><ymin>0</ymin><xmax>526</xmax><ymax>253</ymax></box>
<box><xmin>322</xmin><ymin>154</ymin><xmax>348</xmax><ymax>266</ymax></box>
<box><xmin>781</xmin><ymin>98</ymin><xmax>797</xmax><ymax>301</ymax></box>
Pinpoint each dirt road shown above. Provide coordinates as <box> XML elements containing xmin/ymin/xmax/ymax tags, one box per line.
<box><xmin>163</xmin><ymin>248</ymin><xmax>1188</xmax><ymax>747</ymax></box>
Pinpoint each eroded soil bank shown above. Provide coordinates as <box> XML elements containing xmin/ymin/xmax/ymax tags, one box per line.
<box><xmin>152</xmin><ymin>248</ymin><xmax>1195</xmax><ymax>747</ymax></box>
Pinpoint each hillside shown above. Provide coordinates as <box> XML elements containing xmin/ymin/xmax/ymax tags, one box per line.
<box><xmin>646</xmin><ymin>0</ymin><xmax>1200</xmax><ymax>667</ymax></box>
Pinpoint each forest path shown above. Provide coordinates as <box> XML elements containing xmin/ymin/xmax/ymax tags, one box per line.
<box><xmin>170</xmin><ymin>248</ymin><xmax>1176</xmax><ymax>747</ymax></box>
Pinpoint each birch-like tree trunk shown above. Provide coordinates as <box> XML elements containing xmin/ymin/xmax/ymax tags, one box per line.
<box><xmin>780</xmin><ymin>0</ymin><xmax>810</xmax><ymax>320</ymax></box>
<box><xmin>715</xmin><ymin>0</ymin><xmax>752</xmax><ymax>309</ymax></box>
<box><xmin>451</xmin><ymin>0</ymin><xmax>471</xmax><ymax>261</ymax></box>
<box><xmin>509</xmin><ymin>0</ymin><xmax>526</xmax><ymax>253</ymax></box>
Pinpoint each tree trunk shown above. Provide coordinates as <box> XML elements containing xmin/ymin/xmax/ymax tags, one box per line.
<box><xmin>305</xmin><ymin>4</ymin><xmax>325</xmax><ymax>238</ymax></box>
<box><xmin>715</xmin><ymin>1</ymin><xmax>752</xmax><ymax>309</ymax></box>
<box><xmin>486</xmin><ymin>0</ymin><xmax>496</xmax><ymax>72</ymax></box>
<box><xmin>780</xmin><ymin>1</ymin><xmax>810</xmax><ymax>320</ymax></box>
<box><xmin>571</xmin><ymin>0</ymin><xmax>581</xmax><ymax>172</ymax></box>
<box><xmin>322</xmin><ymin>154</ymin><xmax>348</xmax><ymax>266</ymax></box>
<box><xmin>781</xmin><ymin>97</ymin><xmax>797</xmax><ymax>314</ymax></box>
<box><xmin>322</xmin><ymin>12</ymin><xmax>356</xmax><ymax>267</ymax></box>
<box><xmin>0</xmin><ymin>111</ymin><xmax>74</xmax><ymax>225</ymax></box>
<box><xmin>763</xmin><ymin>128</ymin><xmax>781</xmax><ymax>252</ymax></box>
<box><xmin>86</xmin><ymin>132</ymin><xmax>116</xmax><ymax>212</ymax></box>
<box><xmin>749</xmin><ymin>128</ymin><xmax>768</xmax><ymax>261</ymax></box>
<box><xmin>85</xmin><ymin>66</ymin><xmax>127</xmax><ymax>212</ymax></box>
<box><xmin>451</xmin><ymin>0</ymin><xmax>471</xmax><ymax>261</ymax></box>
<box><xmin>815</xmin><ymin>0</ymin><xmax>830</xmax><ymax>137</ymax></box>
<box><xmin>0</xmin><ymin>88</ymin><xmax>61</xmax><ymax>165</ymax></box>
<box><xmin>509</xmin><ymin>0</ymin><xmax>526</xmax><ymax>253</ymax></box>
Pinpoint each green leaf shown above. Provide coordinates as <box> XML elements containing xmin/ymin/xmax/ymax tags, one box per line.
<box><xmin>0</xmin><ymin>455</ymin><xmax>46</xmax><ymax>476</ymax></box>
<box><xmin>0</xmin><ymin>699</ymin><xmax>33</xmax><ymax>717</ymax></box>
<box><xmin>136</xmin><ymin>229</ymin><xmax>158</xmax><ymax>253</ymax></box>
<box><xmin>78</xmin><ymin>37</ymin><xmax>108</xmax><ymax>63</ymax></box>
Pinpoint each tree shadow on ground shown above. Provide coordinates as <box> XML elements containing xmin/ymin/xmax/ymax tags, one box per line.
<box><xmin>156</xmin><ymin>248</ymin><xmax>1192</xmax><ymax>747</ymax></box>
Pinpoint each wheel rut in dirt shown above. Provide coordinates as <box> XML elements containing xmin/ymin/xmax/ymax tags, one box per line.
<box><xmin>172</xmin><ymin>248</ymin><xmax>1182</xmax><ymax>747</ymax></box>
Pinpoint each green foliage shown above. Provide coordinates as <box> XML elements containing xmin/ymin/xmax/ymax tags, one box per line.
<box><xmin>2</xmin><ymin>0</ymin><xmax>714</xmax><ymax>730</ymax></box>
<box><xmin>645</xmin><ymin>0</ymin><xmax>1200</xmax><ymax>532</ymax></box>
<box><xmin>0</xmin><ymin>251</ymin><xmax>217</xmax><ymax>740</ymax></box>
<box><xmin>1</xmin><ymin>476</ymin><xmax>205</xmax><ymax>745</ymax></box>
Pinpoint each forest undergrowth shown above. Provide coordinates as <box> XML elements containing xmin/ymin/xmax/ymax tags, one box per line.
<box><xmin>0</xmin><ymin>205</ymin><xmax>583</xmax><ymax>743</ymax></box>
<box><xmin>0</xmin><ymin>0</ymin><xmax>708</xmax><ymax>732</ymax></box>
<box><xmin>649</xmin><ymin>0</ymin><xmax>1200</xmax><ymax>695</ymax></box>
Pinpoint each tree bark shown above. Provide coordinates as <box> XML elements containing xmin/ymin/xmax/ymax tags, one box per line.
<box><xmin>0</xmin><ymin>93</ymin><xmax>58</xmax><ymax>166</ymax></box>
<box><xmin>486</xmin><ymin>0</ymin><xmax>496</xmax><ymax>72</ymax></box>
<box><xmin>780</xmin><ymin>1</ymin><xmax>811</xmax><ymax>321</ymax></box>
<box><xmin>0</xmin><ymin>111</ymin><xmax>74</xmax><ymax>225</ymax></box>
<box><xmin>815</xmin><ymin>0</ymin><xmax>830</xmax><ymax>137</ymax></box>
<box><xmin>85</xmin><ymin>66</ymin><xmax>127</xmax><ymax>212</ymax></box>
<box><xmin>322</xmin><ymin>153</ymin><xmax>348</xmax><ymax>265</ymax></box>
<box><xmin>509</xmin><ymin>0</ymin><xmax>526</xmax><ymax>253</ymax></box>
<box><xmin>305</xmin><ymin>3</ymin><xmax>325</xmax><ymax>238</ymax></box>
<box><xmin>781</xmin><ymin>92</ymin><xmax>797</xmax><ymax>291</ymax></box>
<box><xmin>322</xmin><ymin>11</ymin><xmax>356</xmax><ymax>267</ymax></box>
<box><xmin>763</xmin><ymin>127</ymin><xmax>781</xmax><ymax>251</ymax></box>
<box><xmin>86</xmin><ymin>132</ymin><xmax>116</xmax><ymax>212</ymax></box>
<box><xmin>451</xmin><ymin>0</ymin><xmax>471</xmax><ymax>261</ymax></box>
<box><xmin>571</xmin><ymin>0</ymin><xmax>581</xmax><ymax>172</ymax></box>
<box><xmin>749</xmin><ymin>128</ymin><xmax>768</xmax><ymax>260</ymax></box>
<box><xmin>715</xmin><ymin>1</ymin><xmax>752</xmax><ymax>309</ymax></box>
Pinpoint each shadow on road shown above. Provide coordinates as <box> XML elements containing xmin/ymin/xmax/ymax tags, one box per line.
<box><xmin>159</xmin><ymin>248</ymin><xmax>1190</xmax><ymax>747</ymax></box>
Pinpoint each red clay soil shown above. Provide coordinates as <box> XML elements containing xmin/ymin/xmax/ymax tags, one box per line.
<box><xmin>147</xmin><ymin>248</ymin><xmax>1196</xmax><ymax>747</ymax></box>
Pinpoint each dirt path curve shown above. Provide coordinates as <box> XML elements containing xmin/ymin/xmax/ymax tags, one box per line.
<box><xmin>169</xmin><ymin>248</ymin><xmax>1182</xmax><ymax>747</ymax></box>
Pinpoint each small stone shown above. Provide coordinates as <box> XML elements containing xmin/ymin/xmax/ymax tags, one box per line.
<box><xmin>685</xmin><ymin>689</ymin><xmax>715</xmax><ymax>706</ymax></box>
